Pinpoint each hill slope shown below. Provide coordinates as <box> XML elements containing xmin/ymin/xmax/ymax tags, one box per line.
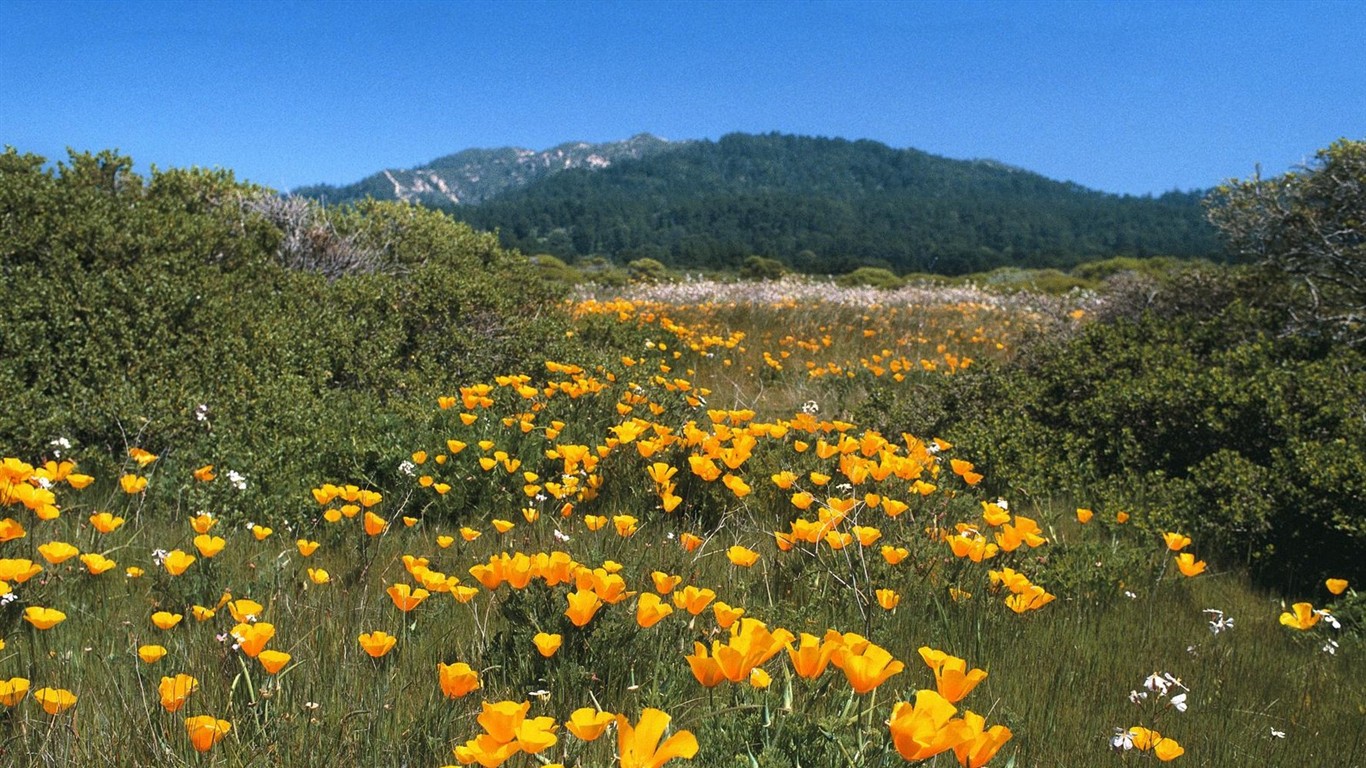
<box><xmin>300</xmin><ymin>133</ymin><xmax>1219</xmax><ymax>275</ymax></box>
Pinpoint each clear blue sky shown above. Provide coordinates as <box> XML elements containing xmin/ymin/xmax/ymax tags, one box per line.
<box><xmin>3</xmin><ymin>0</ymin><xmax>1362</xmax><ymax>196</ymax></box>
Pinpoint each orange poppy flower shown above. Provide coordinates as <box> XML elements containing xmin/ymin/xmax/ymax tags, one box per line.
<box><xmin>358</xmin><ymin>630</ymin><xmax>397</xmax><ymax>658</ymax></box>
<box><xmin>33</xmin><ymin>687</ymin><xmax>77</xmax><ymax>715</ymax></box>
<box><xmin>185</xmin><ymin>715</ymin><xmax>232</xmax><ymax>752</ymax></box>
<box><xmin>438</xmin><ymin>661</ymin><xmax>480</xmax><ymax>698</ymax></box>
<box><xmin>23</xmin><ymin>606</ymin><xmax>66</xmax><ymax>630</ymax></box>
<box><xmin>158</xmin><ymin>674</ymin><xmax>198</xmax><ymax>712</ymax></box>
<box><xmin>258</xmin><ymin>650</ymin><xmax>291</xmax><ymax>675</ymax></box>
<box><xmin>533</xmin><ymin>632</ymin><xmax>563</xmax><ymax>657</ymax></box>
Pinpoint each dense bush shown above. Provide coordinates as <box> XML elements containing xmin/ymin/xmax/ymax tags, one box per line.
<box><xmin>858</xmin><ymin>265</ymin><xmax>1366</xmax><ymax>590</ymax></box>
<box><xmin>0</xmin><ymin>148</ymin><xmax>580</xmax><ymax>513</ymax></box>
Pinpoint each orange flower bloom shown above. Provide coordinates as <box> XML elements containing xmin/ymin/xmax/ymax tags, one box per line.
<box><xmin>232</xmin><ymin>622</ymin><xmax>275</xmax><ymax>657</ymax></box>
<box><xmin>256</xmin><ymin>650</ymin><xmax>290</xmax><ymax>674</ymax></box>
<box><xmin>1325</xmin><ymin>578</ymin><xmax>1349</xmax><ymax>595</ymax></box>
<box><xmin>358</xmin><ymin>630</ymin><xmax>397</xmax><ymax>658</ymax></box>
<box><xmin>386</xmin><ymin>583</ymin><xmax>430</xmax><ymax>612</ymax></box>
<box><xmin>80</xmin><ymin>552</ymin><xmax>117</xmax><ymax>575</ymax></box>
<box><xmin>185</xmin><ymin>715</ymin><xmax>231</xmax><ymax>752</ymax></box>
<box><xmin>1278</xmin><ymin>602</ymin><xmax>1322</xmax><ymax>631</ymax></box>
<box><xmin>617</xmin><ymin>708</ymin><xmax>698</xmax><ymax>768</ymax></box>
<box><xmin>138</xmin><ymin>644</ymin><xmax>168</xmax><ymax>664</ymax></box>
<box><xmin>192</xmin><ymin>464</ymin><xmax>216</xmax><ymax>482</ymax></box>
<box><xmin>1174</xmin><ymin>552</ymin><xmax>1206</xmax><ymax>577</ymax></box>
<box><xmin>193</xmin><ymin>535</ymin><xmax>226</xmax><ymax>558</ymax></box>
<box><xmin>888</xmin><ymin>689</ymin><xmax>973</xmax><ymax>762</ymax></box>
<box><xmin>23</xmin><ymin>606</ymin><xmax>66</xmax><ymax>630</ymax></box>
<box><xmin>637</xmin><ymin>593</ymin><xmax>675</xmax><ymax>628</ymax></box>
<box><xmin>158</xmin><ymin>674</ymin><xmax>199</xmax><ymax>712</ymax></box>
<box><xmin>832</xmin><ymin>638</ymin><xmax>905</xmax><ymax>694</ymax></box>
<box><xmin>33</xmin><ymin>687</ymin><xmax>77</xmax><ymax>715</ymax></box>
<box><xmin>566</xmin><ymin>707</ymin><xmax>614</xmax><ymax>741</ymax></box>
<box><xmin>786</xmin><ymin>632</ymin><xmax>838</xmax><ymax>680</ymax></box>
<box><xmin>88</xmin><ymin>512</ymin><xmax>125</xmax><ymax>534</ymax></box>
<box><xmin>438</xmin><ymin>661</ymin><xmax>480</xmax><ymax>698</ymax></box>
<box><xmin>1162</xmin><ymin>532</ymin><xmax>1192</xmax><ymax>551</ymax></box>
<box><xmin>296</xmin><ymin>539</ymin><xmax>320</xmax><ymax>556</ymax></box>
<box><xmin>565</xmin><ymin>589</ymin><xmax>603</xmax><ymax>627</ymax></box>
<box><xmin>0</xmin><ymin>677</ymin><xmax>30</xmax><ymax>707</ymax></box>
<box><xmin>119</xmin><ymin>474</ymin><xmax>148</xmax><ymax>494</ymax></box>
<box><xmin>363</xmin><ymin>512</ymin><xmax>387</xmax><ymax>536</ymax></box>
<box><xmin>163</xmin><ymin>549</ymin><xmax>196</xmax><ymax>576</ymax></box>
<box><xmin>151</xmin><ymin>611</ymin><xmax>183</xmax><ymax>630</ymax></box>
<box><xmin>37</xmin><ymin>541</ymin><xmax>79</xmax><ymax>564</ymax></box>
<box><xmin>533</xmin><ymin>632</ymin><xmax>563</xmax><ymax>657</ymax></box>
<box><xmin>726</xmin><ymin>545</ymin><xmax>759</xmax><ymax>567</ymax></box>
<box><xmin>672</xmin><ymin>585</ymin><xmax>716</xmax><ymax>615</ymax></box>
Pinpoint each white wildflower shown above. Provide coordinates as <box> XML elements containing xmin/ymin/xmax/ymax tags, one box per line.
<box><xmin>1169</xmin><ymin>692</ymin><xmax>1188</xmax><ymax>712</ymax></box>
<box><xmin>1143</xmin><ymin>673</ymin><xmax>1170</xmax><ymax>695</ymax></box>
<box><xmin>226</xmin><ymin>469</ymin><xmax>247</xmax><ymax>491</ymax></box>
<box><xmin>398</xmin><ymin>460</ymin><xmax>416</xmax><ymax>477</ymax></box>
<box><xmin>1110</xmin><ymin>728</ymin><xmax>1134</xmax><ymax>751</ymax></box>
<box><xmin>1322</xmin><ymin>639</ymin><xmax>1339</xmax><ymax>655</ymax></box>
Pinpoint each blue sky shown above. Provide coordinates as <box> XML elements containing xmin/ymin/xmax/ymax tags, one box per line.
<box><xmin>3</xmin><ymin>0</ymin><xmax>1362</xmax><ymax>196</ymax></box>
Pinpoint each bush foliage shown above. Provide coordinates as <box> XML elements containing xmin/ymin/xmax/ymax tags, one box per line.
<box><xmin>860</xmin><ymin>264</ymin><xmax>1366</xmax><ymax>590</ymax></box>
<box><xmin>0</xmin><ymin>148</ymin><xmax>579</xmax><ymax>507</ymax></box>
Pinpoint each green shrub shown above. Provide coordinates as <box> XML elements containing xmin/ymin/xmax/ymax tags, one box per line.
<box><xmin>835</xmin><ymin>266</ymin><xmax>902</xmax><ymax>289</ymax></box>
<box><xmin>0</xmin><ymin>148</ymin><xmax>584</xmax><ymax>513</ymax></box>
<box><xmin>857</xmin><ymin>266</ymin><xmax>1366</xmax><ymax>591</ymax></box>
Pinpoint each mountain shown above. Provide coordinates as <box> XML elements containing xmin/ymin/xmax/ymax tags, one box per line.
<box><xmin>294</xmin><ymin>133</ymin><xmax>679</xmax><ymax>207</ymax></box>
<box><xmin>298</xmin><ymin>132</ymin><xmax>1219</xmax><ymax>275</ymax></box>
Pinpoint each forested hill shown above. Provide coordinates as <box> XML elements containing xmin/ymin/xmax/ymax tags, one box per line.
<box><xmin>301</xmin><ymin>133</ymin><xmax>1219</xmax><ymax>275</ymax></box>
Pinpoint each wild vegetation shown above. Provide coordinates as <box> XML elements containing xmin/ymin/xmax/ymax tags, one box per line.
<box><xmin>303</xmin><ymin>132</ymin><xmax>1220</xmax><ymax>275</ymax></box>
<box><xmin>0</xmin><ymin>141</ymin><xmax>1361</xmax><ymax>767</ymax></box>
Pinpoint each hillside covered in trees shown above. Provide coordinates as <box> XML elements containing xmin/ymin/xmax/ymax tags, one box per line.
<box><xmin>301</xmin><ymin>133</ymin><xmax>1220</xmax><ymax>275</ymax></box>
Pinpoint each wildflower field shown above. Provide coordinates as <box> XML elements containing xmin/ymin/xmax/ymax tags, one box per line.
<box><xmin>1</xmin><ymin>277</ymin><xmax>1360</xmax><ymax>768</ymax></box>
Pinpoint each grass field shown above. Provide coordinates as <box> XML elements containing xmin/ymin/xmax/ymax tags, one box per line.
<box><xmin>0</xmin><ymin>279</ymin><xmax>1359</xmax><ymax>767</ymax></box>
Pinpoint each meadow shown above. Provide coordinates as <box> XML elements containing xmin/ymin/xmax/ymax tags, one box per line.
<box><xmin>1</xmin><ymin>277</ymin><xmax>1359</xmax><ymax>768</ymax></box>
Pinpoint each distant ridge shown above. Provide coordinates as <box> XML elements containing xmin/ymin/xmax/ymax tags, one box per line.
<box><xmin>294</xmin><ymin>133</ymin><xmax>679</xmax><ymax>207</ymax></box>
<box><xmin>297</xmin><ymin>132</ymin><xmax>1218</xmax><ymax>275</ymax></box>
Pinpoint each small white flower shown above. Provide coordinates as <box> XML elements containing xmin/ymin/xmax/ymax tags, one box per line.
<box><xmin>1123</xmin><ymin>590</ymin><xmax>1138</xmax><ymax>599</ymax></box>
<box><xmin>553</xmin><ymin>529</ymin><xmax>570</xmax><ymax>543</ymax></box>
<box><xmin>1322</xmin><ymin>639</ymin><xmax>1339</xmax><ymax>655</ymax></box>
<box><xmin>1270</xmin><ymin>727</ymin><xmax>1286</xmax><ymax>739</ymax></box>
<box><xmin>1128</xmin><ymin>689</ymin><xmax>1148</xmax><ymax>704</ymax></box>
<box><xmin>151</xmin><ymin>549</ymin><xmax>168</xmax><ymax>566</ymax></box>
<box><xmin>996</xmin><ymin>498</ymin><xmax>1009</xmax><ymax>511</ymax></box>
<box><xmin>1169</xmin><ymin>692</ymin><xmax>1188</xmax><ymax>712</ymax></box>
<box><xmin>1143</xmin><ymin>673</ymin><xmax>1170</xmax><ymax>695</ymax></box>
<box><xmin>194</xmin><ymin>404</ymin><xmax>210</xmax><ymax>422</ymax></box>
<box><xmin>1162</xmin><ymin>672</ymin><xmax>1188</xmax><ymax>691</ymax></box>
<box><xmin>398</xmin><ymin>460</ymin><xmax>416</xmax><ymax>477</ymax></box>
<box><xmin>0</xmin><ymin>591</ymin><xmax>17</xmax><ymax>605</ymax></box>
<box><xmin>35</xmin><ymin>476</ymin><xmax>52</xmax><ymax>490</ymax></box>
<box><xmin>1317</xmin><ymin>610</ymin><xmax>1341</xmax><ymax>630</ymax></box>
<box><xmin>226</xmin><ymin>469</ymin><xmax>247</xmax><ymax>491</ymax></box>
<box><xmin>1110</xmin><ymin>728</ymin><xmax>1134</xmax><ymax>751</ymax></box>
<box><xmin>1204</xmin><ymin>608</ymin><xmax>1234</xmax><ymax>634</ymax></box>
